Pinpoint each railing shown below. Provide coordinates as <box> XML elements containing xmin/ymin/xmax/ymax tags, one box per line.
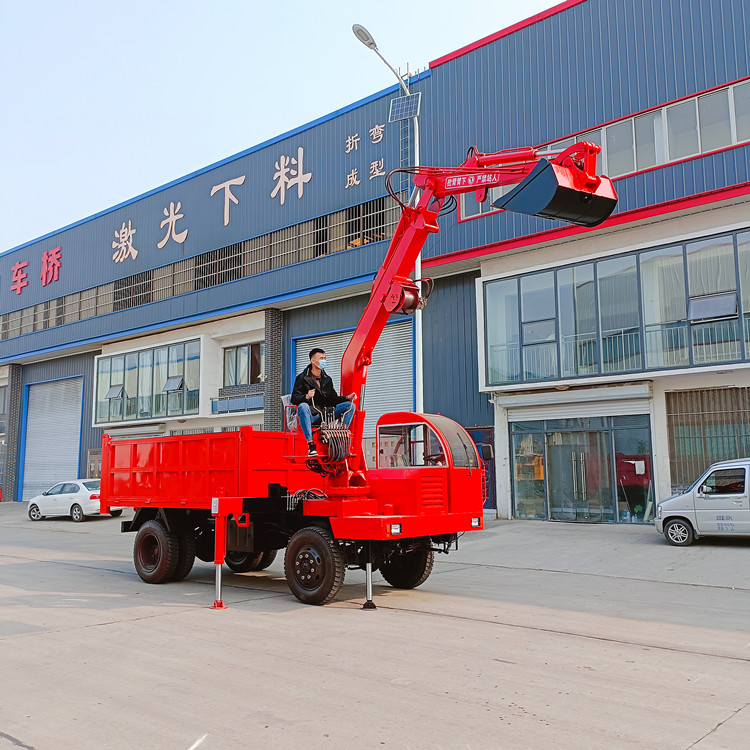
<box><xmin>691</xmin><ymin>318</ymin><xmax>741</xmax><ymax>364</ymax></box>
<box><xmin>211</xmin><ymin>394</ymin><xmax>264</xmax><ymax>414</ymax></box>
<box><xmin>487</xmin><ymin>344</ymin><xmax>520</xmax><ymax>384</ymax></box>
<box><xmin>560</xmin><ymin>333</ymin><xmax>598</xmax><ymax>376</ymax></box>
<box><xmin>600</xmin><ymin>328</ymin><xmax>641</xmax><ymax>372</ymax></box>
<box><xmin>644</xmin><ymin>322</ymin><xmax>689</xmax><ymax>368</ymax></box>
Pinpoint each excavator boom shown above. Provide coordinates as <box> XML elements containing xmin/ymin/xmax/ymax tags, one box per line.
<box><xmin>339</xmin><ymin>141</ymin><xmax>617</xmax><ymax>470</ymax></box>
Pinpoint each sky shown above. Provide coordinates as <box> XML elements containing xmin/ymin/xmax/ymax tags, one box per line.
<box><xmin>0</xmin><ymin>0</ymin><xmax>559</xmax><ymax>255</ymax></box>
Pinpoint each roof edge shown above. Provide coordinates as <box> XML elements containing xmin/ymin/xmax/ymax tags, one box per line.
<box><xmin>429</xmin><ymin>0</ymin><xmax>588</xmax><ymax>69</ymax></box>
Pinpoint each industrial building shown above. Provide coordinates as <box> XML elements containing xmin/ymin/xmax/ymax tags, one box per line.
<box><xmin>2</xmin><ymin>0</ymin><xmax>749</xmax><ymax>525</ymax></box>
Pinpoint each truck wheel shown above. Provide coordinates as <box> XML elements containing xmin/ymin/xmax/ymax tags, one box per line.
<box><xmin>380</xmin><ymin>548</ymin><xmax>434</xmax><ymax>589</ymax></box>
<box><xmin>284</xmin><ymin>527</ymin><xmax>345</xmax><ymax>605</ymax></box>
<box><xmin>225</xmin><ymin>551</ymin><xmax>264</xmax><ymax>573</ymax></box>
<box><xmin>256</xmin><ymin>550</ymin><xmax>278</xmax><ymax>570</ymax></box>
<box><xmin>664</xmin><ymin>519</ymin><xmax>694</xmax><ymax>547</ymax></box>
<box><xmin>109</xmin><ymin>509</ymin><xmax>123</xmax><ymax>518</ymax></box>
<box><xmin>171</xmin><ymin>529</ymin><xmax>197</xmax><ymax>582</ymax></box>
<box><xmin>134</xmin><ymin>520</ymin><xmax>179</xmax><ymax>583</ymax></box>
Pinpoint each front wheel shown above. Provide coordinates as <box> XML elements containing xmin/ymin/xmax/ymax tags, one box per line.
<box><xmin>664</xmin><ymin>518</ymin><xmax>694</xmax><ymax>547</ymax></box>
<box><xmin>284</xmin><ymin>527</ymin><xmax>345</xmax><ymax>605</ymax></box>
<box><xmin>70</xmin><ymin>504</ymin><xmax>86</xmax><ymax>523</ymax></box>
<box><xmin>134</xmin><ymin>520</ymin><xmax>179</xmax><ymax>583</ymax></box>
<box><xmin>28</xmin><ymin>504</ymin><xmax>44</xmax><ymax>521</ymax></box>
<box><xmin>380</xmin><ymin>548</ymin><xmax>434</xmax><ymax>589</ymax></box>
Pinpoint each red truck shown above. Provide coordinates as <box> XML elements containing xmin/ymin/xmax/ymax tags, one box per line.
<box><xmin>100</xmin><ymin>142</ymin><xmax>616</xmax><ymax>606</ymax></box>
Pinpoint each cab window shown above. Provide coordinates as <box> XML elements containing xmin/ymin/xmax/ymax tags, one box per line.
<box><xmin>378</xmin><ymin>424</ymin><xmax>447</xmax><ymax>468</ymax></box>
<box><xmin>703</xmin><ymin>468</ymin><xmax>746</xmax><ymax>494</ymax></box>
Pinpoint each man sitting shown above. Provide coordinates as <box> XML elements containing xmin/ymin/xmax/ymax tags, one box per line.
<box><xmin>291</xmin><ymin>348</ymin><xmax>355</xmax><ymax>456</ymax></box>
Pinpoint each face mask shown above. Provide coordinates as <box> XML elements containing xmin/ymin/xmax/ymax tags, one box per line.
<box><xmin>318</xmin><ymin>359</ymin><xmax>327</xmax><ymax>369</ymax></box>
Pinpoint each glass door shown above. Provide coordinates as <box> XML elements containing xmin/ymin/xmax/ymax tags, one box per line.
<box><xmin>546</xmin><ymin>431</ymin><xmax>614</xmax><ymax>522</ymax></box>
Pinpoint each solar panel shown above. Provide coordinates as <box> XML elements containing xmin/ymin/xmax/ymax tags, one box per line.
<box><xmin>389</xmin><ymin>92</ymin><xmax>422</xmax><ymax>122</ymax></box>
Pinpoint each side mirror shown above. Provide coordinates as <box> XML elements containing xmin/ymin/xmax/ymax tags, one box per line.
<box><xmin>42</xmin><ymin>491</ymin><xmax>48</xmax><ymax>496</ymax></box>
<box><xmin>479</xmin><ymin>443</ymin><xmax>494</xmax><ymax>461</ymax></box>
<box><xmin>699</xmin><ymin>484</ymin><xmax>710</xmax><ymax>495</ymax></box>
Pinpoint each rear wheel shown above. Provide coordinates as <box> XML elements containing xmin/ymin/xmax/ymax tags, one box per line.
<box><xmin>134</xmin><ymin>520</ymin><xmax>179</xmax><ymax>583</ymax></box>
<box><xmin>225</xmin><ymin>551</ymin><xmax>263</xmax><ymax>573</ymax></box>
<box><xmin>28</xmin><ymin>504</ymin><xmax>44</xmax><ymax>521</ymax></box>
<box><xmin>380</xmin><ymin>548</ymin><xmax>434</xmax><ymax>589</ymax></box>
<box><xmin>284</xmin><ymin>527</ymin><xmax>345</xmax><ymax>605</ymax></box>
<box><xmin>70</xmin><ymin>504</ymin><xmax>85</xmax><ymax>523</ymax></box>
<box><xmin>664</xmin><ymin>518</ymin><xmax>694</xmax><ymax>547</ymax></box>
<box><xmin>171</xmin><ymin>529</ymin><xmax>197</xmax><ymax>582</ymax></box>
<box><xmin>109</xmin><ymin>509</ymin><xmax>123</xmax><ymax>518</ymax></box>
<box><xmin>256</xmin><ymin>550</ymin><xmax>278</xmax><ymax>570</ymax></box>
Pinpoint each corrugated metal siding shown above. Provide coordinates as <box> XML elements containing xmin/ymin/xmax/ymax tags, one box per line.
<box><xmin>422</xmin><ymin>272</ymin><xmax>492</xmax><ymax>427</ymax></box>
<box><xmin>20</xmin><ymin>352</ymin><xmax>101</xmax><ymax>479</ymax></box>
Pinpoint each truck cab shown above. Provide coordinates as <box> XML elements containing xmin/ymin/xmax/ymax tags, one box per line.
<box><xmin>656</xmin><ymin>458</ymin><xmax>750</xmax><ymax>545</ymax></box>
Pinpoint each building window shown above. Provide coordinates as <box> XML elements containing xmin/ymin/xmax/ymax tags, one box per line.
<box><xmin>483</xmin><ymin>227</ymin><xmax>750</xmax><ymax>386</ymax></box>
<box><xmin>95</xmin><ymin>339</ymin><xmax>200</xmax><ymax>424</ymax></box>
<box><xmin>223</xmin><ymin>343</ymin><xmax>265</xmax><ymax>387</ymax></box>
<box><xmin>462</xmin><ymin>80</ymin><xmax>750</xmax><ymax>220</ymax></box>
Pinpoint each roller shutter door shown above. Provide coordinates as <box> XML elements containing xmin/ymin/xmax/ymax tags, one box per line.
<box><xmin>295</xmin><ymin>320</ymin><xmax>413</xmax><ymax>437</ymax></box>
<box><xmin>22</xmin><ymin>378</ymin><xmax>83</xmax><ymax>501</ymax></box>
<box><xmin>506</xmin><ymin>398</ymin><xmax>650</xmax><ymax>422</ymax></box>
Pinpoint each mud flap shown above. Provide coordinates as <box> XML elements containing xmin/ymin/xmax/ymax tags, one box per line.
<box><xmin>493</xmin><ymin>159</ymin><xmax>617</xmax><ymax>227</ymax></box>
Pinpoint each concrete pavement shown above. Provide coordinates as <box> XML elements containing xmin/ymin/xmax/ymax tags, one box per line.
<box><xmin>0</xmin><ymin>502</ymin><xmax>749</xmax><ymax>750</ymax></box>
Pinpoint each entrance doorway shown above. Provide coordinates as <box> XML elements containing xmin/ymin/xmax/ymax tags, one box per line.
<box><xmin>510</xmin><ymin>415</ymin><xmax>653</xmax><ymax>523</ymax></box>
<box><xmin>547</xmin><ymin>431</ymin><xmax>613</xmax><ymax>522</ymax></box>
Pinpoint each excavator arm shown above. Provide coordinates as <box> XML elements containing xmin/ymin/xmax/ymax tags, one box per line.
<box><xmin>339</xmin><ymin>141</ymin><xmax>617</xmax><ymax>471</ymax></box>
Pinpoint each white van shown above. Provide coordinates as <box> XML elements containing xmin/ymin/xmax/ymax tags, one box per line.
<box><xmin>656</xmin><ymin>459</ymin><xmax>750</xmax><ymax>545</ymax></box>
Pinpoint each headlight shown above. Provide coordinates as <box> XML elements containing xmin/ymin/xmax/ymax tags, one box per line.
<box><xmin>389</xmin><ymin>524</ymin><xmax>402</xmax><ymax>535</ymax></box>
<box><xmin>471</xmin><ymin>517</ymin><xmax>482</xmax><ymax>528</ymax></box>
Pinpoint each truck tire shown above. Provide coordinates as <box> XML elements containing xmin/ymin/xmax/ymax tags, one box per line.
<box><xmin>256</xmin><ymin>550</ymin><xmax>278</xmax><ymax>570</ymax></box>
<box><xmin>109</xmin><ymin>509</ymin><xmax>123</xmax><ymax>518</ymax></box>
<box><xmin>225</xmin><ymin>551</ymin><xmax>264</xmax><ymax>573</ymax></box>
<box><xmin>171</xmin><ymin>529</ymin><xmax>197</xmax><ymax>582</ymax></box>
<box><xmin>664</xmin><ymin>518</ymin><xmax>695</xmax><ymax>547</ymax></box>
<box><xmin>380</xmin><ymin>548</ymin><xmax>434</xmax><ymax>589</ymax></box>
<box><xmin>284</xmin><ymin>527</ymin><xmax>345</xmax><ymax>605</ymax></box>
<box><xmin>134</xmin><ymin>520</ymin><xmax>179</xmax><ymax>583</ymax></box>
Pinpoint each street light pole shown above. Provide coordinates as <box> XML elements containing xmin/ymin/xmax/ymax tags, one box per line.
<box><xmin>352</xmin><ymin>24</ymin><xmax>424</xmax><ymax>414</ymax></box>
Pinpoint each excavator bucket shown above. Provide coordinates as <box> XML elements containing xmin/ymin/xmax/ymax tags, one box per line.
<box><xmin>492</xmin><ymin>159</ymin><xmax>617</xmax><ymax>227</ymax></box>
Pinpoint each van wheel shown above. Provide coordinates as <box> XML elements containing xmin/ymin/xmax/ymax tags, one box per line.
<box><xmin>664</xmin><ymin>519</ymin><xmax>694</xmax><ymax>546</ymax></box>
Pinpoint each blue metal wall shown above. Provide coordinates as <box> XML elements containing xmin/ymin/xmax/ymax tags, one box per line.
<box><xmin>422</xmin><ymin>272</ymin><xmax>492</xmax><ymax>427</ymax></box>
<box><xmin>419</xmin><ymin>0</ymin><xmax>750</xmax><ymax>256</ymax></box>
<box><xmin>282</xmin><ymin>271</ymin><xmax>491</xmax><ymax>428</ymax></box>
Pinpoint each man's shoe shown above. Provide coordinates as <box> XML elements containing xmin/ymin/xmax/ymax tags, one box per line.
<box><xmin>308</xmin><ymin>442</ymin><xmax>318</xmax><ymax>457</ymax></box>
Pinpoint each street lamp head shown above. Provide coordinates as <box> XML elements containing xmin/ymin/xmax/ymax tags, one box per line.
<box><xmin>352</xmin><ymin>24</ymin><xmax>378</xmax><ymax>51</ymax></box>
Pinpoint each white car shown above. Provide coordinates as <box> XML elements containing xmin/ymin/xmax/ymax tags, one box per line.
<box><xmin>27</xmin><ymin>480</ymin><xmax>122</xmax><ymax>522</ymax></box>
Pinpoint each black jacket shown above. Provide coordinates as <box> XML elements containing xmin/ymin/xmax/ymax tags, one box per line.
<box><xmin>291</xmin><ymin>364</ymin><xmax>348</xmax><ymax>411</ymax></box>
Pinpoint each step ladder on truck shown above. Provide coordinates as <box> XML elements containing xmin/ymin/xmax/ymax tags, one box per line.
<box><xmin>99</xmin><ymin>141</ymin><xmax>617</xmax><ymax>607</ymax></box>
